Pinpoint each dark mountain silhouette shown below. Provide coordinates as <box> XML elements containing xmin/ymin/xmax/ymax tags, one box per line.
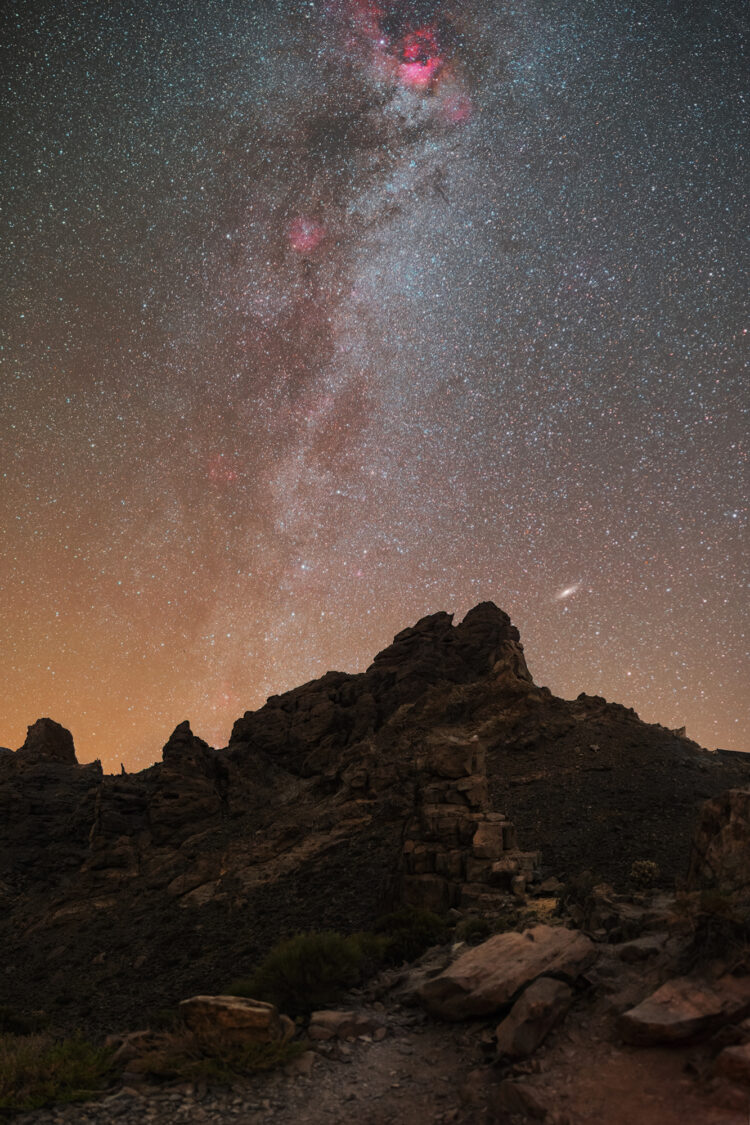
<box><xmin>1</xmin><ymin>603</ymin><xmax>748</xmax><ymax>1033</ymax></box>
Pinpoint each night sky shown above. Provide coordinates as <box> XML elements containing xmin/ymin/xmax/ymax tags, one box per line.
<box><xmin>2</xmin><ymin>0</ymin><xmax>747</xmax><ymax>771</ymax></box>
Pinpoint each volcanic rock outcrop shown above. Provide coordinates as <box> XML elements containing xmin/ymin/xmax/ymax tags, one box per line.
<box><xmin>687</xmin><ymin>787</ymin><xmax>750</xmax><ymax>908</ymax></box>
<box><xmin>1</xmin><ymin>602</ymin><xmax>748</xmax><ymax>1034</ymax></box>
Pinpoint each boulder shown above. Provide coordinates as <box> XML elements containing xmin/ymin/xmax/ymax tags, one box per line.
<box><xmin>616</xmin><ymin>932</ymin><xmax>668</xmax><ymax>963</ymax></box>
<box><xmin>495</xmin><ymin>977</ymin><xmax>573</xmax><ymax>1059</ymax></box>
<box><xmin>418</xmin><ymin>925</ymin><xmax>596</xmax><ymax>1019</ymax></box>
<box><xmin>619</xmin><ymin>975</ymin><xmax>750</xmax><ymax>1044</ymax></box>
<box><xmin>715</xmin><ymin>1042</ymin><xmax>750</xmax><ymax>1085</ymax></box>
<box><xmin>179</xmin><ymin>995</ymin><xmax>294</xmax><ymax>1045</ymax></box>
<box><xmin>308</xmin><ymin>1010</ymin><xmax>383</xmax><ymax>1041</ymax></box>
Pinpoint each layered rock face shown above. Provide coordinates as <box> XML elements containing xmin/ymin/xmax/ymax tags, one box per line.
<box><xmin>1</xmin><ymin>602</ymin><xmax>749</xmax><ymax>1034</ymax></box>
<box><xmin>687</xmin><ymin>788</ymin><xmax>750</xmax><ymax>907</ymax></box>
<box><xmin>403</xmin><ymin>735</ymin><xmax>539</xmax><ymax>912</ymax></box>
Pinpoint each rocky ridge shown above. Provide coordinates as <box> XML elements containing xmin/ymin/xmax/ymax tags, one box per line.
<box><xmin>1</xmin><ymin>601</ymin><xmax>749</xmax><ymax>1042</ymax></box>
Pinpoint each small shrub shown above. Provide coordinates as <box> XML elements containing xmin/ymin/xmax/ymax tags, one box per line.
<box><xmin>629</xmin><ymin>860</ymin><xmax>661</xmax><ymax>891</ymax></box>
<box><xmin>373</xmin><ymin>906</ymin><xmax>448</xmax><ymax>964</ymax></box>
<box><xmin>227</xmin><ymin>931</ymin><xmax>372</xmax><ymax>1016</ymax></box>
<box><xmin>557</xmin><ymin>870</ymin><xmax>599</xmax><ymax>915</ymax></box>
<box><xmin>0</xmin><ymin>1034</ymin><xmax>112</xmax><ymax>1112</ymax></box>
<box><xmin>128</xmin><ymin>1030</ymin><xmax>304</xmax><ymax>1083</ymax></box>
<box><xmin>454</xmin><ymin>916</ymin><xmax>492</xmax><ymax>944</ymax></box>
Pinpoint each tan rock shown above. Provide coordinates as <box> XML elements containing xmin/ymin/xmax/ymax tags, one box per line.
<box><xmin>308</xmin><ymin>1010</ymin><xmax>382</xmax><ymax>1040</ymax></box>
<box><xmin>715</xmin><ymin>1042</ymin><xmax>750</xmax><ymax>1085</ymax></box>
<box><xmin>619</xmin><ymin>975</ymin><xmax>750</xmax><ymax>1044</ymax></box>
<box><xmin>472</xmin><ymin>821</ymin><xmax>505</xmax><ymax>859</ymax></box>
<box><xmin>496</xmin><ymin>977</ymin><xmax>573</xmax><ymax>1059</ymax></box>
<box><xmin>418</xmin><ymin>925</ymin><xmax>596</xmax><ymax>1019</ymax></box>
<box><xmin>179</xmin><ymin>994</ymin><xmax>292</xmax><ymax>1044</ymax></box>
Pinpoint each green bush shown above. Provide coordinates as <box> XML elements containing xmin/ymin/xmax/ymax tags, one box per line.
<box><xmin>0</xmin><ymin>1034</ymin><xmax>112</xmax><ymax>1112</ymax></box>
<box><xmin>373</xmin><ymin>906</ymin><xmax>448</xmax><ymax>964</ymax></box>
<box><xmin>227</xmin><ymin>931</ymin><xmax>385</xmax><ymax>1017</ymax></box>
<box><xmin>629</xmin><ymin>860</ymin><xmax>661</xmax><ymax>891</ymax></box>
<box><xmin>454</xmin><ymin>916</ymin><xmax>492</xmax><ymax>944</ymax></box>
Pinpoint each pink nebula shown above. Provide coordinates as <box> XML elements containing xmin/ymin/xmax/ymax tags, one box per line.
<box><xmin>441</xmin><ymin>92</ymin><xmax>472</xmax><ymax>124</ymax></box>
<box><xmin>398</xmin><ymin>27</ymin><xmax>443</xmax><ymax>87</ymax></box>
<box><xmin>289</xmin><ymin>216</ymin><xmax>326</xmax><ymax>253</ymax></box>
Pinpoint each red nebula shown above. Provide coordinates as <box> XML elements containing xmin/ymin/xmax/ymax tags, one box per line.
<box><xmin>289</xmin><ymin>216</ymin><xmax>326</xmax><ymax>253</ymax></box>
<box><xmin>398</xmin><ymin>26</ymin><xmax>443</xmax><ymax>87</ymax></box>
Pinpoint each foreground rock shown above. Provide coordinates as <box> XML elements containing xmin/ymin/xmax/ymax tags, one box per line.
<box><xmin>179</xmin><ymin>995</ymin><xmax>294</xmax><ymax>1045</ymax></box>
<box><xmin>619</xmin><ymin>975</ymin><xmax>750</xmax><ymax>1044</ymax></box>
<box><xmin>419</xmin><ymin>925</ymin><xmax>596</xmax><ymax>1019</ymax></box>
<box><xmin>495</xmin><ymin>976</ymin><xmax>573</xmax><ymax>1059</ymax></box>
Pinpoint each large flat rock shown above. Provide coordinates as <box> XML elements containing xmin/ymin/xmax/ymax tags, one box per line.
<box><xmin>418</xmin><ymin>925</ymin><xmax>596</xmax><ymax>1019</ymax></box>
<box><xmin>620</xmin><ymin>975</ymin><xmax>750</xmax><ymax>1044</ymax></box>
<box><xmin>179</xmin><ymin>994</ymin><xmax>293</xmax><ymax>1044</ymax></box>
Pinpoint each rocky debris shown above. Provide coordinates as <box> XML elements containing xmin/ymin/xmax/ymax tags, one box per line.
<box><xmin>179</xmin><ymin>995</ymin><xmax>294</xmax><ymax>1045</ymax></box>
<box><xmin>419</xmin><ymin>925</ymin><xmax>596</xmax><ymax>1019</ymax></box>
<box><xmin>492</xmin><ymin>1078</ymin><xmax>555</xmax><ymax>1121</ymax></box>
<box><xmin>566</xmin><ymin>882</ymin><xmax>678</xmax><ymax>946</ymax></box>
<box><xmin>16</xmin><ymin>718</ymin><xmax>78</xmax><ymax>765</ymax></box>
<box><xmin>308</xmin><ymin>1010</ymin><xmax>384</xmax><ymax>1041</ymax></box>
<box><xmin>688</xmin><ymin>788</ymin><xmax>750</xmax><ymax>906</ymax></box>
<box><xmin>615</xmin><ymin>932</ymin><xmax>669</xmax><ymax>963</ymax></box>
<box><xmin>619</xmin><ymin>975</ymin><xmax>750</xmax><ymax>1044</ymax></box>
<box><xmin>495</xmin><ymin>976</ymin><xmax>573</xmax><ymax>1060</ymax></box>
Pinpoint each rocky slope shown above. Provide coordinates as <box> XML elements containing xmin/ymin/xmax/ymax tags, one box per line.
<box><xmin>1</xmin><ymin>603</ymin><xmax>748</xmax><ymax>1036</ymax></box>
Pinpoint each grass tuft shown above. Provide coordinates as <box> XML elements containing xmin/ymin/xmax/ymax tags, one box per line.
<box><xmin>0</xmin><ymin>1033</ymin><xmax>112</xmax><ymax>1113</ymax></box>
<box><xmin>127</xmin><ymin>1031</ymin><xmax>304</xmax><ymax>1083</ymax></box>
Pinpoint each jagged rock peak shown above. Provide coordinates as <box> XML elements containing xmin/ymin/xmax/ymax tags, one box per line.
<box><xmin>16</xmin><ymin>718</ymin><xmax>77</xmax><ymax>764</ymax></box>
<box><xmin>228</xmin><ymin>602</ymin><xmax>535</xmax><ymax>777</ymax></box>
<box><xmin>370</xmin><ymin>601</ymin><xmax>531</xmax><ymax>683</ymax></box>
<box><xmin>161</xmin><ymin>721</ymin><xmax>212</xmax><ymax>765</ymax></box>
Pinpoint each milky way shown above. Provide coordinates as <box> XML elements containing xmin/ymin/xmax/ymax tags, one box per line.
<box><xmin>2</xmin><ymin>0</ymin><xmax>747</xmax><ymax>769</ymax></box>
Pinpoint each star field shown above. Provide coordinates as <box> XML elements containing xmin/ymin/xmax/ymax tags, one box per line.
<box><xmin>1</xmin><ymin>0</ymin><xmax>747</xmax><ymax>770</ymax></box>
